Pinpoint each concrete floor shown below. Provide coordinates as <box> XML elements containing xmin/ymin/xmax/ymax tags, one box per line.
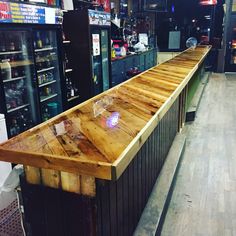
<box><xmin>161</xmin><ymin>73</ymin><xmax>236</xmax><ymax>236</ymax></box>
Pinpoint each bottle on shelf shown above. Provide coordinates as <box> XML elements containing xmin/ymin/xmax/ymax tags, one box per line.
<box><xmin>0</xmin><ymin>33</ymin><xmax>6</xmax><ymax>52</ymax></box>
<box><xmin>20</xmin><ymin>68</ymin><xmax>25</xmax><ymax>77</ymax></box>
<box><xmin>44</xmin><ymin>56</ymin><xmax>52</xmax><ymax>68</ymax></box>
<box><xmin>43</xmin><ymin>86</ymin><xmax>52</xmax><ymax>96</ymax></box>
<box><xmin>10</xmin><ymin>118</ymin><xmax>20</xmax><ymax>137</ymax></box>
<box><xmin>9</xmin><ymin>107</ymin><xmax>33</xmax><ymax>136</ymax></box>
<box><xmin>36</xmin><ymin>32</ymin><xmax>43</xmax><ymax>49</ymax></box>
<box><xmin>42</xmin><ymin>107</ymin><xmax>50</xmax><ymax>121</ymax></box>
<box><xmin>44</xmin><ymin>35</ymin><xmax>50</xmax><ymax>46</ymax></box>
<box><xmin>70</xmin><ymin>80</ymin><xmax>75</xmax><ymax>97</ymax></box>
<box><xmin>19</xmin><ymin>113</ymin><xmax>28</xmax><ymax>131</ymax></box>
<box><xmin>5</xmin><ymin>80</ymin><xmax>26</xmax><ymax>110</ymax></box>
<box><xmin>38</xmin><ymin>74</ymin><xmax>42</xmax><ymax>85</ymax></box>
<box><xmin>64</xmin><ymin>53</ymin><xmax>69</xmax><ymax>68</ymax></box>
<box><xmin>66</xmin><ymin>76</ymin><xmax>74</xmax><ymax>99</ymax></box>
<box><xmin>9</xmin><ymin>42</ymin><xmax>15</xmax><ymax>51</ymax></box>
<box><xmin>22</xmin><ymin>43</ymin><xmax>27</xmax><ymax>60</ymax></box>
<box><xmin>0</xmin><ymin>40</ymin><xmax>6</xmax><ymax>52</ymax></box>
<box><xmin>12</xmin><ymin>68</ymin><xmax>19</xmax><ymax>78</ymax></box>
<box><xmin>12</xmin><ymin>83</ymin><xmax>24</xmax><ymax>107</ymax></box>
<box><xmin>14</xmin><ymin>35</ymin><xmax>21</xmax><ymax>51</ymax></box>
<box><xmin>10</xmin><ymin>54</ymin><xmax>16</xmax><ymax>62</ymax></box>
<box><xmin>23</xmin><ymin>108</ymin><xmax>34</xmax><ymax>128</ymax></box>
<box><xmin>47</xmin><ymin>72</ymin><xmax>54</xmax><ymax>81</ymax></box>
<box><xmin>1</xmin><ymin>59</ymin><xmax>12</xmax><ymax>81</ymax></box>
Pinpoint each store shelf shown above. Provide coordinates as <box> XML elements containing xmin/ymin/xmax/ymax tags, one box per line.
<box><xmin>39</xmin><ymin>80</ymin><xmax>56</xmax><ymax>88</ymax></box>
<box><xmin>63</xmin><ymin>41</ymin><xmax>71</xmax><ymax>44</ymax></box>
<box><xmin>37</xmin><ymin>67</ymin><xmax>55</xmax><ymax>73</ymax></box>
<box><xmin>7</xmin><ymin>104</ymin><xmax>29</xmax><ymax>113</ymax></box>
<box><xmin>36</xmin><ymin>56</ymin><xmax>56</xmax><ymax>64</ymax></box>
<box><xmin>35</xmin><ymin>47</ymin><xmax>54</xmax><ymax>53</ymax></box>
<box><xmin>9</xmin><ymin>60</ymin><xmax>33</xmax><ymax>68</ymax></box>
<box><xmin>67</xmin><ymin>95</ymin><xmax>80</xmax><ymax>102</ymax></box>
<box><xmin>65</xmin><ymin>69</ymin><xmax>73</xmax><ymax>73</ymax></box>
<box><xmin>0</xmin><ymin>50</ymin><xmax>23</xmax><ymax>55</ymax></box>
<box><xmin>3</xmin><ymin>76</ymin><xmax>26</xmax><ymax>83</ymax></box>
<box><xmin>40</xmin><ymin>93</ymin><xmax>58</xmax><ymax>103</ymax></box>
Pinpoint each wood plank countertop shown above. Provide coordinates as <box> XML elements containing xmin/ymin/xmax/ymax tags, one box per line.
<box><xmin>0</xmin><ymin>46</ymin><xmax>211</xmax><ymax>181</ymax></box>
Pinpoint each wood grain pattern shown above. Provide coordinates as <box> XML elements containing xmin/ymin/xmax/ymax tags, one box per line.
<box><xmin>0</xmin><ymin>46</ymin><xmax>211</xmax><ymax>183</ymax></box>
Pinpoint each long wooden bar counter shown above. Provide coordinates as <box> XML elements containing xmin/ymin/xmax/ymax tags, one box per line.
<box><xmin>0</xmin><ymin>46</ymin><xmax>211</xmax><ymax>235</ymax></box>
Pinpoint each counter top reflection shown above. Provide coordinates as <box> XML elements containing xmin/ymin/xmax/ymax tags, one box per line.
<box><xmin>0</xmin><ymin>46</ymin><xmax>211</xmax><ymax>181</ymax></box>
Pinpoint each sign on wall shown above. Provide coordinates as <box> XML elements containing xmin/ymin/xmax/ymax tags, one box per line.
<box><xmin>88</xmin><ymin>9</ymin><xmax>111</xmax><ymax>26</ymax></box>
<box><xmin>199</xmin><ymin>0</ymin><xmax>217</xmax><ymax>5</ymax></box>
<box><xmin>0</xmin><ymin>0</ymin><xmax>60</xmax><ymax>24</ymax></box>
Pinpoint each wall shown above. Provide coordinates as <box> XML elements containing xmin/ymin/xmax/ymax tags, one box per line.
<box><xmin>157</xmin><ymin>52</ymin><xmax>180</xmax><ymax>64</ymax></box>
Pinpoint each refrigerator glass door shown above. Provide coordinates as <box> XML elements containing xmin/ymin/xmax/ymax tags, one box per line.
<box><xmin>225</xmin><ymin>15</ymin><xmax>236</xmax><ymax>72</ymax></box>
<box><xmin>33</xmin><ymin>30</ymin><xmax>62</xmax><ymax>121</ymax></box>
<box><xmin>101</xmin><ymin>30</ymin><xmax>110</xmax><ymax>91</ymax></box>
<box><xmin>0</xmin><ymin>115</ymin><xmax>11</xmax><ymax>187</ymax></box>
<box><xmin>0</xmin><ymin>114</ymin><xmax>8</xmax><ymax>142</ymax></box>
<box><xmin>0</xmin><ymin>30</ymin><xmax>37</xmax><ymax>138</ymax></box>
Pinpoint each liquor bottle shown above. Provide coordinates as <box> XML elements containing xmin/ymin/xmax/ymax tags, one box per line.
<box><xmin>47</xmin><ymin>72</ymin><xmax>53</xmax><ymax>81</ymax></box>
<box><xmin>21</xmin><ymin>108</ymin><xmax>33</xmax><ymax>130</ymax></box>
<box><xmin>0</xmin><ymin>34</ymin><xmax>6</xmax><ymax>52</ymax></box>
<box><xmin>36</xmin><ymin>32</ymin><xmax>43</xmax><ymax>49</ymax></box>
<box><xmin>19</xmin><ymin>113</ymin><xmax>28</xmax><ymax>131</ymax></box>
<box><xmin>45</xmin><ymin>57</ymin><xmax>51</xmax><ymax>68</ymax></box>
<box><xmin>10</xmin><ymin>54</ymin><xmax>16</xmax><ymax>62</ymax></box>
<box><xmin>15</xmin><ymin>36</ymin><xmax>21</xmax><ymax>51</ymax></box>
<box><xmin>0</xmin><ymin>33</ymin><xmax>5</xmax><ymax>52</ymax></box>
<box><xmin>12</xmin><ymin>68</ymin><xmax>19</xmax><ymax>78</ymax></box>
<box><xmin>42</xmin><ymin>107</ymin><xmax>50</xmax><ymax>121</ymax></box>
<box><xmin>1</xmin><ymin>59</ymin><xmax>12</xmax><ymax>81</ymax></box>
<box><xmin>9</xmin><ymin>42</ymin><xmax>15</xmax><ymax>51</ymax></box>
<box><xmin>65</xmin><ymin>76</ymin><xmax>70</xmax><ymax>99</ymax></box>
<box><xmin>24</xmin><ymin>108</ymin><xmax>34</xmax><ymax>129</ymax></box>
<box><xmin>66</xmin><ymin>76</ymin><xmax>75</xmax><ymax>98</ymax></box>
<box><xmin>64</xmin><ymin>53</ymin><xmax>69</xmax><ymax>68</ymax></box>
<box><xmin>22</xmin><ymin>43</ymin><xmax>27</xmax><ymax>60</ymax></box>
<box><xmin>38</xmin><ymin>74</ymin><xmax>42</xmax><ymax>85</ymax></box>
<box><xmin>70</xmin><ymin>80</ymin><xmax>75</xmax><ymax>97</ymax></box>
<box><xmin>45</xmin><ymin>36</ymin><xmax>50</xmax><ymax>46</ymax></box>
<box><xmin>74</xmin><ymin>86</ymin><xmax>79</xmax><ymax>96</ymax></box>
<box><xmin>10</xmin><ymin>118</ymin><xmax>20</xmax><ymax>137</ymax></box>
<box><xmin>21</xmin><ymin>68</ymin><xmax>25</xmax><ymax>77</ymax></box>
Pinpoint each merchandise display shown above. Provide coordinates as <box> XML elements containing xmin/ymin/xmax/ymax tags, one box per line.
<box><xmin>0</xmin><ymin>3</ymin><xmax>63</xmax><ymax>138</ymax></box>
<box><xmin>63</xmin><ymin>9</ymin><xmax>111</xmax><ymax>102</ymax></box>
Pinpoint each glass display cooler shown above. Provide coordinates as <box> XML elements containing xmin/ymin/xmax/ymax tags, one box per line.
<box><xmin>225</xmin><ymin>15</ymin><xmax>236</xmax><ymax>71</ymax></box>
<box><xmin>0</xmin><ymin>1</ymin><xmax>64</xmax><ymax>138</ymax></box>
<box><xmin>63</xmin><ymin>9</ymin><xmax>111</xmax><ymax>103</ymax></box>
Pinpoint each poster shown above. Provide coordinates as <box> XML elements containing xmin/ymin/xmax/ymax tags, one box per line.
<box><xmin>101</xmin><ymin>0</ymin><xmax>110</xmax><ymax>13</ymax></box>
<box><xmin>92</xmin><ymin>34</ymin><xmax>100</xmax><ymax>56</ymax></box>
<box><xmin>0</xmin><ymin>1</ymin><xmax>11</xmax><ymax>23</ymax></box>
<box><xmin>88</xmin><ymin>9</ymin><xmax>110</xmax><ymax>26</ymax></box>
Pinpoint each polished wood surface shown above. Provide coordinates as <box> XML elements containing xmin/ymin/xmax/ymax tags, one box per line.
<box><xmin>0</xmin><ymin>46</ymin><xmax>211</xmax><ymax>182</ymax></box>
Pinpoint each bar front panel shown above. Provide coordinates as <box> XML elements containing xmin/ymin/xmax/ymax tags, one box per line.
<box><xmin>96</xmin><ymin>97</ymin><xmax>179</xmax><ymax>236</ymax></box>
